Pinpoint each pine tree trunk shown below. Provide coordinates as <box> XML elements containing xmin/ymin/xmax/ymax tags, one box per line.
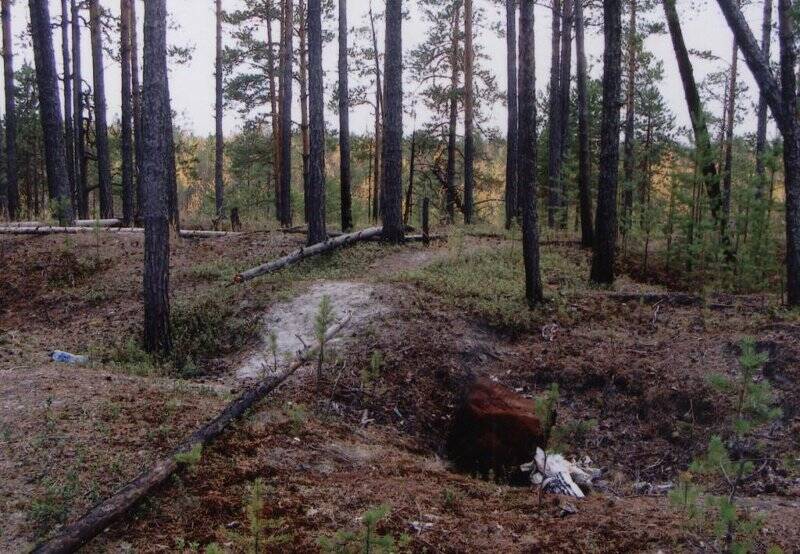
<box><xmin>90</xmin><ymin>0</ymin><xmax>114</xmax><ymax>218</ymax></box>
<box><xmin>546</xmin><ymin>0</ymin><xmax>562</xmax><ymax>228</ymax></box>
<box><xmin>519</xmin><ymin>0</ymin><xmax>543</xmax><ymax>305</ymax></box>
<box><xmin>505</xmin><ymin>0</ymin><xmax>518</xmax><ymax>229</ymax></box>
<box><xmin>266</xmin><ymin>3</ymin><xmax>280</xmax><ymax>218</ymax></box>
<box><xmin>29</xmin><ymin>0</ymin><xmax>74</xmax><ymax>224</ymax></box>
<box><xmin>338</xmin><ymin>0</ymin><xmax>353</xmax><ymax>231</ymax></box>
<box><xmin>557</xmin><ymin>0</ymin><xmax>574</xmax><ymax>228</ymax></box>
<box><xmin>722</xmin><ymin>37</ymin><xmax>738</xmax><ymax>234</ymax></box>
<box><xmin>404</xmin><ymin>129</ymin><xmax>416</xmax><ymax>224</ymax></box>
<box><xmin>61</xmin><ymin>0</ymin><xmax>76</xmax><ymax>216</ymax></box>
<box><xmin>445</xmin><ymin>3</ymin><xmax>461</xmax><ymax>224</ymax></box>
<box><xmin>368</xmin><ymin>5</ymin><xmax>382</xmax><ymax>223</ymax></box>
<box><xmin>381</xmin><ymin>0</ymin><xmax>404</xmax><ymax>243</ymax></box>
<box><xmin>1</xmin><ymin>0</ymin><xmax>18</xmax><ymax>220</ymax></box>
<box><xmin>589</xmin><ymin>0</ymin><xmax>623</xmax><ymax>284</ymax></box>
<box><xmin>463</xmin><ymin>0</ymin><xmax>475</xmax><ymax>224</ymax></box>
<box><xmin>307</xmin><ymin>0</ymin><xmax>327</xmax><ymax>245</ymax></box>
<box><xmin>575</xmin><ymin>0</ymin><xmax>594</xmax><ymax>247</ymax></box>
<box><xmin>298</xmin><ymin>0</ymin><xmax>310</xmax><ymax>223</ymax></box>
<box><xmin>622</xmin><ymin>0</ymin><xmax>637</xmax><ymax>235</ymax></box>
<box><xmin>755</xmin><ymin>0</ymin><xmax>772</xmax><ymax>200</ymax></box>
<box><xmin>279</xmin><ymin>0</ymin><xmax>294</xmax><ymax>227</ymax></box>
<box><xmin>164</xmin><ymin>84</ymin><xmax>179</xmax><ymax>229</ymax></box>
<box><xmin>214</xmin><ymin>0</ymin><xmax>225</xmax><ymax>219</ymax></box>
<box><xmin>121</xmin><ymin>0</ymin><xmax>134</xmax><ymax>226</ymax></box>
<box><xmin>73</xmin><ymin>1</ymin><xmax>89</xmax><ymax>219</ymax></box>
<box><xmin>662</xmin><ymin>0</ymin><xmax>721</xmax><ymax>223</ymax></box>
<box><xmin>131</xmin><ymin>0</ymin><xmax>143</xmax><ymax>220</ymax></box>
<box><xmin>142</xmin><ymin>0</ymin><xmax>172</xmax><ymax>354</ymax></box>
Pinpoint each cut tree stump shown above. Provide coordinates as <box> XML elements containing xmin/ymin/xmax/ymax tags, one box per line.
<box><xmin>32</xmin><ymin>315</ymin><xmax>351</xmax><ymax>554</ymax></box>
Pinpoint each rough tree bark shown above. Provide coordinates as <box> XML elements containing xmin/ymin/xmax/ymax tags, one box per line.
<box><xmin>71</xmin><ymin>0</ymin><xmax>87</xmax><ymax>218</ymax></box>
<box><xmin>589</xmin><ymin>0</ymin><xmax>623</xmax><ymax>284</ymax></box>
<box><xmin>131</xmin><ymin>0</ymin><xmax>143</xmax><ymax>220</ymax></box>
<box><xmin>547</xmin><ymin>0</ymin><xmax>562</xmax><ymax>228</ymax></box>
<box><xmin>622</xmin><ymin>0</ymin><xmax>636</xmax><ymax>234</ymax></box>
<box><xmin>61</xmin><ymin>0</ymin><xmax>76</xmax><ymax>215</ymax></box>
<box><xmin>463</xmin><ymin>0</ymin><xmax>475</xmax><ymax>224</ymax></box>
<box><xmin>141</xmin><ymin>0</ymin><xmax>172</xmax><ymax>354</ymax></box>
<box><xmin>445</xmin><ymin>3</ymin><xmax>461</xmax><ymax>224</ymax></box>
<box><xmin>381</xmin><ymin>0</ymin><xmax>404</xmax><ymax>243</ymax></box>
<box><xmin>29</xmin><ymin>0</ymin><xmax>74</xmax><ymax>224</ymax></box>
<box><xmin>368</xmin><ymin>5</ymin><xmax>382</xmax><ymax>223</ymax></box>
<box><xmin>519</xmin><ymin>0</ymin><xmax>543</xmax><ymax>305</ymax></box>
<box><xmin>298</xmin><ymin>0</ymin><xmax>310</xmax><ymax>223</ymax></box>
<box><xmin>575</xmin><ymin>0</ymin><xmax>594</xmax><ymax>247</ymax></box>
<box><xmin>505</xmin><ymin>0</ymin><xmax>519</xmax><ymax>229</ymax></box>
<box><xmin>754</xmin><ymin>0</ymin><xmax>772</xmax><ymax>199</ymax></box>
<box><xmin>279</xmin><ymin>0</ymin><xmax>294</xmax><ymax>227</ymax></box>
<box><xmin>307</xmin><ymin>0</ymin><xmax>327</xmax><ymax>245</ymax></box>
<box><xmin>267</xmin><ymin>1</ymin><xmax>280</xmax><ymax>218</ymax></box>
<box><xmin>2</xmin><ymin>0</ymin><xmax>18</xmax><ymax>220</ymax></box>
<box><xmin>214</xmin><ymin>0</ymin><xmax>225</xmax><ymax>219</ymax></box>
<box><xmin>121</xmin><ymin>0</ymin><xmax>134</xmax><ymax>226</ymax></box>
<box><xmin>90</xmin><ymin>0</ymin><xmax>113</xmax><ymax>218</ymax></box>
<box><xmin>557</xmin><ymin>0</ymin><xmax>574</xmax><ymax>228</ymax></box>
<box><xmin>338</xmin><ymin>0</ymin><xmax>353</xmax><ymax>231</ymax></box>
<box><xmin>662</xmin><ymin>0</ymin><xmax>721</xmax><ymax>223</ymax></box>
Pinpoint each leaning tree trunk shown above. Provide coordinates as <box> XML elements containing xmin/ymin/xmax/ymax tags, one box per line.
<box><xmin>519</xmin><ymin>0</ymin><xmax>543</xmax><ymax>306</ymax></box>
<box><xmin>662</xmin><ymin>0</ymin><xmax>721</xmax><ymax>223</ymax></box>
<box><xmin>575</xmin><ymin>0</ymin><xmax>594</xmax><ymax>247</ymax></box>
<box><xmin>61</xmin><ymin>0</ymin><xmax>76</xmax><ymax>215</ymax></box>
<box><xmin>142</xmin><ymin>0</ymin><xmax>172</xmax><ymax>354</ymax></box>
<box><xmin>29</xmin><ymin>0</ymin><xmax>74</xmax><ymax>224</ymax></box>
<box><xmin>381</xmin><ymin>0</ymin><xmax>405</xmax><ymax>243</ymax></box>
<box><xmin>279</xmin><ymin>0</ymin><xmax>294</xmax><ymax>227</ymax></box>
<box><xmin>90</xmin><ymin>0</ymin><xmax>114</xmax><ymax>218</ymax></box>
<box><xmin>368</xmin><ymin>5</ymin><xmax>382</xmax><ymax>223</ymax></box>
<box><xmin>589</xmin><ymin>0</ymin><xmax>623</xmax><ymax>284</ymax></box>
<box><xmin>71</xmin><ymin>0</ymin><xmax>87</xmax><ymax>218</ymax></box>
<box><xmin>722</xmin><ymin>36</ymin><xmax>738</xmax><ymax>235</ymax></box>
<box><xmin>131</xmin><ymin>0</ymin><xmax>143</xmax><ymax>220</ymax></box>
<box><xmin>505</xmin><ymin>0</ymin><xmax>519</xmax><ymax>229</ymax></box>
<box><xmin>754</xmin><ymin>0</ymin><xmax>772</xmax><ymax>200</ymax></box>
<box><xmin>463</xmin><ymin>0</ymin><xmax>475</xmax><ymax>224</ymax></box>
<box><xmin>214</xmin><ymin>0</ymin><xmax>225</xmax><ymax>219</ymax></box>
<box><xmin>445</xmin><ymin>3</ymin><xmax>461</xmax><ymax>224</ymax></box>
<box><xmin>2</xmin><ymin>0</ymin><xmax>18</xmax><ymax>220</ymax></box>
<box><xmin>338</xmin><ymin>0</ymin><xmax>353</xmax><ymax>231</ymax></box>
<box><xmin>307</xmin><ymin>0</ymin><xmax>327</xmax><ymax>245</ymax></box>
<box><xmin>121</xmin><ymin>0</ymin><xmax>134</xmax><ymax>226</ymax></box>
<box><xmin>164</xmin><ymin>84</ymin><xmax>179</xmax><ymax>229</ymax></box>
<box><xmin>621</xmin><ymin>0</ymin><xmax>637</xmax><ymax>235</ymax></box>
<box><xmin>557</xmin><ymin>0</ymin><xmax>574</xmax><ymax>228</ymax></box>
<box><xmin>546</xmin><ymin>0</ymin><xmax>563</xmax><ymax>228</ymax></box>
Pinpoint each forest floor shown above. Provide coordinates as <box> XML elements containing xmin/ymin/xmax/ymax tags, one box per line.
<box><xmin>1</xmin><ymin>228</ymin><xmax>800</xmax><ymax>553</ymax></box>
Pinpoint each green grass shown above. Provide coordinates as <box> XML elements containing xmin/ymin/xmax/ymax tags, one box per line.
<box><xmin>400</xmin><ymin>242</ymin><xmax>587</xmax><ymax>332</ymax></box>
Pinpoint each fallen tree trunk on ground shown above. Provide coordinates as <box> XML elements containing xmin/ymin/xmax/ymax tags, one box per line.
<box><xmin>0</xmin><ymin>226</ymin><xmax>239</xmax><ymax>238</ymax></box>
<box><xmin>74</xmin><ymin>219</ymin><xmax>122</xmax><ymax>227</ymax></box>
<box><xmin>32</xmin><ymin>315</ymin><xmax>351</xmax><ymax>554</ymax></box>
<box><xmin>235</xmin><ymin>226</ymin><xmax>385</xmax><ymax>283</ymax></box>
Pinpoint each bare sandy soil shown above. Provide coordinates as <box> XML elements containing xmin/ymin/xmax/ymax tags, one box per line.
<box><xmin>1</xmin><ymin>231</ymin><xmax>799</xmax><ymax>553</ymax></box>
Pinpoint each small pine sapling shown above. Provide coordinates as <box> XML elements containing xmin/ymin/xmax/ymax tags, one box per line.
<box><xmin>318</xmin><ymin>504</ymin><xmax>410</xmax><ymax>553</ymax></box>
<box><xmin>361</xmin><ymin>350</ymin><xmax>384</xmax><ymax>396</ymax></box>
<box><xmin>670</xmin><ymin>338</ymin><xmax>782</xmax><ymax>553</ymax></box>
<box><xmin>225</xmin><ymin>478</ymin><xmax>290</xmax><ymax>552</ymax></box>
<box><xmin>314</xmin><ymin>295</ymin><xmax>336</xmax><ymax>394</ymax></box>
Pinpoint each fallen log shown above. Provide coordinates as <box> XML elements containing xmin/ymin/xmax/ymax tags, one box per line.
<box><xmin>234</xmin><ymin>226</ymin><xmax>384</xmax><ymax>283</ymax></box>
<box><xmin>0</xmin><ymin>226</ymin><xmax>240</xmax><ymax>238</ymax></box>
<box><xmin>74</xmin><ymin>219</ymin><xmax>122</xmax><ymax>227</ymax></box>
<box><xmin>32</xmin><ymin>315</ymin><xmax>351</xmax><ymax>554</ymax></box>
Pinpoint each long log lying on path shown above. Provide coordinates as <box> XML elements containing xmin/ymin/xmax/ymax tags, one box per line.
<box><xmin>33</xmin><ymin>315</ymin><xmax>351</xmax><ymax>554</ymax></box>
<box><xmin>234</xmin><ymin>226</ymin><xmax>384</xmax><ymax>283</ymax></box>
<box><xmin>0</xmin><ymin>226</ymin><xmax>240</xmax><ymax>238</ymax></box>
<box><xmin>74</xmin><ymin>219</ymin><xmax>122</xmax><ymax>227</ymax></box>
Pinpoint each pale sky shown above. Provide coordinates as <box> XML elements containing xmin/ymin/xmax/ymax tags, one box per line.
<box><xmin>4</xmin><ymin>0</ymin><xmax>775</xmax><ymax>141</ymax></box>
